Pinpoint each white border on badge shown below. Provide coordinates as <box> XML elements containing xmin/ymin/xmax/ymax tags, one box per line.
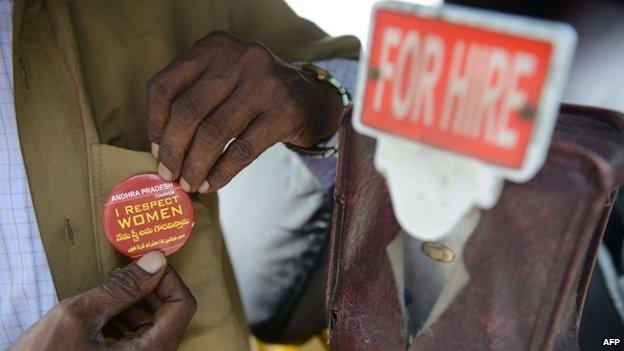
<box><xmin>352</xmin><ymin>0</ymin><xmax>577</xmax><ymax>183</ymax></box>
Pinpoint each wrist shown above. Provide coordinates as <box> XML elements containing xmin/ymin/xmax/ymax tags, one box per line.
<box><xmin>288</xmin><ymin>63</ymin><xmax>351</xmax><ymax>154</ymax></box>
<box><xmin>314</xmin><ymin>71</ymin><xmax>345</xmax><ymax>138</ymax></box>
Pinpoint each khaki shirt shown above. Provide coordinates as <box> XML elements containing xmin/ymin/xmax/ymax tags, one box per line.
<box><xmin>12</xmin><ymin>0</ymin><xmax>359</xmax><ymax>349</ymax></box>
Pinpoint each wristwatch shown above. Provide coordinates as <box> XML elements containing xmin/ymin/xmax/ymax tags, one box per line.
<box><xmin>284</xmin><ymin>62</ymin><xmax>352</xmax><ymax>159</ymax></box>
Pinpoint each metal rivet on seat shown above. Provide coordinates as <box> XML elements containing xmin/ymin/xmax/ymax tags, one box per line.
<box><xmin>421</xmin><ymin>242</ymin><xmax>455</xmax><ymax>263</ymax></box>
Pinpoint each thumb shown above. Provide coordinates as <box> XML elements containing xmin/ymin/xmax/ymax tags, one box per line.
<box><xmin>78</xmin><ymin>251</ymin><xmax>167</xmax><ymax>331</ymax></box>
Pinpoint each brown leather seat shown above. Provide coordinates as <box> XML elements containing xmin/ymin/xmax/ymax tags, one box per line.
<box><xmin>326</xmin><ymin>105</ymin><xmax>624</xmax><ymax>350</ymax></box>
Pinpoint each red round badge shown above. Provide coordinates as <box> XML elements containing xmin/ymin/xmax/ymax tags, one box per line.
<box><xmin>103</xmin><ymin>173</ymin><xmax>194</xmax><ymax>258</ymax></box>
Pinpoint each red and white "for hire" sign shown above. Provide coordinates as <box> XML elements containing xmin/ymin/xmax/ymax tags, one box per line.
<box><xmin>354</xmin><ymin>2</ymin><xmax>576</xmax><ymax>181</ymax></box>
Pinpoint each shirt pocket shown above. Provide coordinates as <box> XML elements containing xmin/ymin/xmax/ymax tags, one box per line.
<box><xmin>88</xmin><ymin>144</ymin><xmax>233</xmax><ymax>327</ymax></box>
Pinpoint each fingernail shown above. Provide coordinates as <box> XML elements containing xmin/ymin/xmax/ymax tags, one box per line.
<box><xmin>151</xmin><ymin>143</ymin><xmax>159</xmax><ymax>159</ymax></box>
<box><xmin>137</xmin><ymin>251</ymin><xmax>166</xmax><ymax>274</ymax></box>
<box><xmin>158</xmin><ymin>163</ymin><xmax>173</xmax><ymax>181</ymax></box>
<box><xmin>180</xmin><ymin>178</ymin><xmax>191</xmax><ymax>192</ymax></box>
<box><xmin>198</xmin><ymin>180</ymin><xmax>210</xmax><ymax>193</ymax></box>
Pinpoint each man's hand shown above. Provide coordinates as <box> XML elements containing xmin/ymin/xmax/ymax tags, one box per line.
<box><xmin>146</xmin><ymin>31</ymin><xmax>345</xmax><ymax>193</ymax></box>
<box><xmin>10</xmin><ymin>252</ymin><xmax>196</xmax><ymax>351</ymax></box>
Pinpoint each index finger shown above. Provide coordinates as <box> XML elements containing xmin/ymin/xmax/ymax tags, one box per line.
<box><xmin>146</xmin><ymin>44</ymin><xmax>211</xmax><ymax>149</ymax></box>
<box><xmin>132</xmin><ymin>267</ymin><xmax>197</xmax><ymax>350</ymax></box>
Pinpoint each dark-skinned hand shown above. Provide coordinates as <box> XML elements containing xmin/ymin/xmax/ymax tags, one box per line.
<box><xmin>146</xmin><ymin>30</ymin><xmax>344</xmax><ymax>192</ymax></box>
<box><xmin>10</xmin><ymin>252</ymin><xmax>196</xmax><ymax>351</ymax></box>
